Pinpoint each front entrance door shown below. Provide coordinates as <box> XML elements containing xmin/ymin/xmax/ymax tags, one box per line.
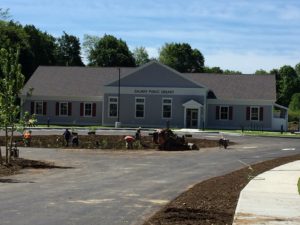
<box><xmin>186</xmin><ymin>109</ymin><xmax>198</xmax><ymax>128</ymax></box>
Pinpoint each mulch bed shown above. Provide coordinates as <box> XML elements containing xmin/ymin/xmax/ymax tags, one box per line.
<box><xmin>0</xmin><ymin>158</ymin><xmax>71</xmax><ymax>178</ymax></box>
<box><xmin>0</xmin><ymin>135</ymin><xmax>221</xmax><ymax>150</ymax></box>
<box><xmin>143</xmin><ymin>153</ymin><xmax>300</xmax><ymax>225</ymax></box>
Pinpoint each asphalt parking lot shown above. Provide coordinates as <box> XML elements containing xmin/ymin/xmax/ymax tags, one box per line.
<box><xmin>0</xmin><ymin>133</ymin><xmax>300</xmax><ymax>225</ymax></box>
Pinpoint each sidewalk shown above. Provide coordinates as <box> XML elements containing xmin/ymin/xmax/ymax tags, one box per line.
<box><xmin>233</xmin><ymin>161</ymin><xmax>300</xmax><ymax>224</ymax></box>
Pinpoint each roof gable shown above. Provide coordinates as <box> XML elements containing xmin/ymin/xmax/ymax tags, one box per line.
<box><xmin>182</xmin><ymin>100</ymin><xmax>203</xmax><ymax>108</ymax></box>
<box><xmin>106</xmin><ymin>61</ymin><xmax>203</xmax><ymax>88</ymax></box>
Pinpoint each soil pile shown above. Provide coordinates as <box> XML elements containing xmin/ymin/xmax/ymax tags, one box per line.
<box><xmin>143</xmin><ymin>154</ymin><xmax>300</xmax><ymax>225</ymax></box>
<box><xmin>0</xmin><ymin>135</ymin><xmax>222</xmax><ymax>150</ymax></box>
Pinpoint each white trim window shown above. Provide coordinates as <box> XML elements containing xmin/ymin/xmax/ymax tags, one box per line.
<box><xmin>108</xmin><ymin>97</ymin><xmax>118</xmax><ymax>118</ymax></box>
<box><xmin>162</xmin><ymin>98</ymin><xmax>172</xmax><ymax>119</ymax></box>
<box><xmin>35</xmin><ymin>101</ymin><xmax>43</xmax><ymax>115</ymax></box>
<box><xmin>220</xmin><ymin>106</ymin><xmax>229</xmax><ymax>120</ymax></box>
<box><xmin>135</xmin><ymin>97</ymin><xmax>145</xmax><ymax>118</ymax></box>
<box><xmin>84</xmin><ymin>103</ymin><xmax>92</xmax><ymax>117</ymax></box>
<box><xmin>250</xmin><ymin>106</ymin><xmax>259</xmax><ymax>121</ymax></box>
<box><xmin>59</xmin><ymin>102</ymin><xmax>68</xmax><ymax>116</ymax></box>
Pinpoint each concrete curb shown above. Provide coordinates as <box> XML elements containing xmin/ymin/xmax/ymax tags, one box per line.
<box><xmin>233</xmin><ymin>161</ymin><xmax>300</xmax><ymax>224</ymax></box>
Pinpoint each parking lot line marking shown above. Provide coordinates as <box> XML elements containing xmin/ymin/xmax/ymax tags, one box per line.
<box><xmin>282</xmin><ymin>148</ymin><xmax>296</xmax><ymax>151</ymax></box>
<box><xmin>68</xmin><ymin>199</ymin><xmax>114</xmax><ymax>204</ymax></box>
<box><xmin>242</xmin><ymin>146</ymin><xmax>258</xmax><ymax>149</ymax></box>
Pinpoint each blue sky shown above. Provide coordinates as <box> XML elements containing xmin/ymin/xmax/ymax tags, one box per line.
<box><xmin>2</xmin><ymin>0</ymin><xmax>300</xmax><ymax>73</ymax></box>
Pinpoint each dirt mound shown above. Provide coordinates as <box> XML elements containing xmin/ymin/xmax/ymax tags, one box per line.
<box><xmin>0</xmin><ymin>158</ymin><xmax>70</xmax><ymax>178</ymax></box>
<box><xmin>143</xmin><ymin>153</ymin><xmax>300</xmax><ymax>225</ymax></box>
<box><xmin>0</xmin><ymin>135</ymin><xmax>222</xmax><ymax>150</ymax></box>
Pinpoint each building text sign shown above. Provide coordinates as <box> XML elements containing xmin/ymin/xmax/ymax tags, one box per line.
<box><xmin>104</xmin><ymin>86</ymin><xmax>206</xmax><ymax>96</ymax></box>
<box><xmin>134</xmin><ymin>89</ymin><xmax>174</xmax><ymax>95</ymax></box>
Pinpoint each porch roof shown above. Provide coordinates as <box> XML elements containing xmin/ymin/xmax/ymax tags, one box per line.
<box><xmin>274</xmin><ymin>103</ymin><xmax>289</xmax><ymax>110</ymax></box>
<box><xmin>182</xmin><ymin>100</ymin><xmax>203</xmax><ymax>108</ymax></box>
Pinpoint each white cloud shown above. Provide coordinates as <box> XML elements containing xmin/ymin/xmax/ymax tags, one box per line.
<box><xmin>205</xmin><ymin>51</ymin><xmax>299</xmax><ymax>74</ymax></box>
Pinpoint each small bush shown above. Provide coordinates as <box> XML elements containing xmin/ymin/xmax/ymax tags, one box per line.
<box><xmin>100</xmin><ymin>139</ymin><xmax>108</xmax><ymax>149</ymax></box>
<box><xmin>288</xmin><ymin>110</ymin><xmax>300</xmax><ymax>122</ymax></box>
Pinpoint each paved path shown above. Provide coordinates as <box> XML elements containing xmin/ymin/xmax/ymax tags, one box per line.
<box><xmin>233</xmin><ymin>161</ymin><xmax>300</xmax><ymax>225</ymax></box>
<box><xmin>0</xmin><ymin>135</ymin><xmax>300</xmax><ymax>225</ymax></box>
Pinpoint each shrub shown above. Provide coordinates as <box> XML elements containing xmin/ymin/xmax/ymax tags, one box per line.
<box><xmin>288</xmin><ymin>110</ymin><xmax>300</xmax><ymax>122</ymax></box>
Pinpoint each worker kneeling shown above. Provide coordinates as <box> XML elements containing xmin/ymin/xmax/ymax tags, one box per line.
<box><xmin>23</xmin><ymin>130</ymin><xmax>32</xmax><ymax>147</ymax></box>
<box><xmin>124</xmin><ymin>136</ymin><xmax>135</xmax><ymax>149</ymax></box>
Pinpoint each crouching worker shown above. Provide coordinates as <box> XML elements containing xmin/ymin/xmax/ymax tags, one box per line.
<box><xmin>23</xmin><ymin>130</ymin><xmax>32</xmax><ymax>147</ymax></box>
<box><xmin>135</xmin><ymin>127</ymin><xmax>141</xmax><ymax>141</ymax></box>
<box><xmin>72</xmin><ymin>133</ymin><xmax>79</xmax><ymax>147</ymax></box>
<box><xmin>124</xmin><ymin>136</ymin><xmax>135</xmax><ymax>149</ymax></box>
<box><xmin>63</xmin><ymin>129</ymin><xmax>71</xmax><ymax>147</ymax></box>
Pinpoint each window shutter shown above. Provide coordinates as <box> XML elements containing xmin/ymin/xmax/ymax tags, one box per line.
<box><xmin>259</xmin><ymin>107</ymin><xmax>264</xmax><ymax>121</ymax></box>
<box><xmin>246</xmin><ymin>107</ymin><xmax>250</xmax><ymax>120</ymax></box>
<box><xmin>31</xmin><ymin>102</ymin><xmax>34</xmax><ymax>115</ymax></box>
<box><xmin>92</xmin><ymin>103</ymin><xmax>96</xmax><ymax>117</ymax></box>
<box><xmin>55</xmin><ymin>102</ymin><xmax>59</xmax><ymax>116</ymax></box>
<box><xmin>68</xmin><ymin>102</ymin><xmax>72</xmax><ymax>116</ymax></box>
<box><xmin>216</xmin><ymin>106</ymin><xmax>220</xmax><ymax>120</ymax></box>
<box><xmin>80</xmin><ymin>103</ymin><xmax>84</xmax><ymax>116</ymax></box>
<box><xmin>229</xmin><ymin>106</ymin><xmax>233</xmax><ymax>120</ymax></box>
<box><xmin>43</xmin><ymin>102</ymin><xmax>47</xmax><ymax>115</ymax></box>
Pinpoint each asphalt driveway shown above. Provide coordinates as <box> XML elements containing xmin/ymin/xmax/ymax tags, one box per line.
<box><xmin>0</xmin><ymin>135</ymin><xmax>300</xmax><ymax>225</ymax></box>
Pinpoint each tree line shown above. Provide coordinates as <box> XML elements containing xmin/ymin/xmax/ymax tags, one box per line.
<box><xmin>1</xmin><ymin>8</ymin><xmax>300</xmax><ymax>112</ymax></box>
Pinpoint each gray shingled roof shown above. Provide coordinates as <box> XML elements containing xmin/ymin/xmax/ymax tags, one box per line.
<box><xmin>184</xmin><ymin>73</ymin><xmax>276</xmax><ymax>101</ymax></box>
<box><xmin>21</xmin><ymin>66</ymin><xmax>135</xmax><ymax>97</ymax></box>
<box><xmin>21</xmin><ymin>64</ymin><xmax>276</xmax><ymax>101</ymax></box>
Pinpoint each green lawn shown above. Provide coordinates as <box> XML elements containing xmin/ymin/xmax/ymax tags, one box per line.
<box><xmin>26</xmin><ymin>125</ymin><xmax>300</xmax><ymax>138</ymax></box>
<box><xmin>32</xmin><ymin>124</ymin><xmax>110</xmax><ymax>129</ymax></box>
<box><xmin>211</xmin><ymin>129</ymin><xmax>300</xmax><ymax>138</ymax></box>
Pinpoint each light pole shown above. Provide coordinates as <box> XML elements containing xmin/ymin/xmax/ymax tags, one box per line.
<box><xmin>118</xmin><ymin>67</ymin><xmax>120</xmax><ymax>123</ymax></box>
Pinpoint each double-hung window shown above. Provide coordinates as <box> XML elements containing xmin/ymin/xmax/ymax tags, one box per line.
<box><xmin>60</xmin><ymin>102</ymin><xmax>68</xmax><ymax>116</ymax></box>
<box><xmin>108</xmin><ymin>97</ymin><xmax>118</xmax><ymax>118</ymax></box>
<box><xmin>250</xmin><ymin>107</ymin><xmax>259</xmax><ymax>121</ymax></box>
<box><xmin>162</xmin><ymin>98</ymin><xmax>172</xmax><ymax>119</ymax></box>
<box><xmin>135</xmin><ymin>97</ymin><xmax>145</xmax><ymax>118</ymax></box>
<box><xmin>35</xmin><ymin>101</ymin><xmax>43</xmax><ymax>115</ymax></box>
<box><xmin>84</xmin><ymin>103</ymin><xmax>92</xmax><ymax>117</ymax></box>
<box><xmin>220</xmin><ymin>106</ymin><xmax>229</xmax><ymax>120</ymax></box>
<box><xmin>216</xmin><ymin>106</ymin><xmax>233</xmax><ymax>120</ymax></box>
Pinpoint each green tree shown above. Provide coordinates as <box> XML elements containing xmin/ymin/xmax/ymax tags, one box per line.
<box><xmin>223</xmin><ymin>69</ymin><xmax>242</xmax><ymax>75</ymax></box>
<box><xmin>133</xmin><ymin>46</ymin><xmax>150</xmax><ymax>66</ymax></box>
<box><xmin>295</xmin><ymin>62</ymin><xmax>300</xmax><ymax>77</ymax></box>
<box><xmin>255</xmin><ymin>69</ymin><xmax>268</xmax><ymax>75</ymax></box>
<box><xmin>0</xmin><ymin>21</ymin><xmax>60</xmax><ymax>81</ymax></box>
<box><xmin>0</xmin><ymin>21</ymin><xmax>29</xmax><ymax>80</ymax></box>
<box><xmin>270</xmin><ymin>68</ymin><xmax>280</xmax><ymax>99</ymax></box>
<box><xmin>277</xmin><ymin>65</ymin><xmax>299</xmax><ymax>106</ymax></box>
<box><xmin>22</xmin><ymin>25</ymin><xmax>58</xmax><ymax>80</ymax></box>
<box><xmin>203</xmin><ymin>66</ymin><xmax>223</xmax><ymax>74</ymax></box>
<box><xmin>0</xmin><ymin>48</ymin><xmax>25</xmax><ymax>164</ymax></box>
<box><xmin>57</xmin><ymin>31</ymin><xmax>84</xmax><ymax>66</ymax></box>
<box><xmin>289</xmin><ymin>93</ymin><xmax>300</xmax><ymax>111</ymax></box>
<box><xmin>0</xmin><ymin>20</ymin><xmax>29</xmax><ymax>56</ymax></box>
<box><xmin>159</xmin><ymin>43</ymin><xmax>204</xmax><ymax>73</ymax></box>
<box><xmin>84</xmin><ymin>34</ymin><xmax>135</xmax><ymax>67</ymax></box>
